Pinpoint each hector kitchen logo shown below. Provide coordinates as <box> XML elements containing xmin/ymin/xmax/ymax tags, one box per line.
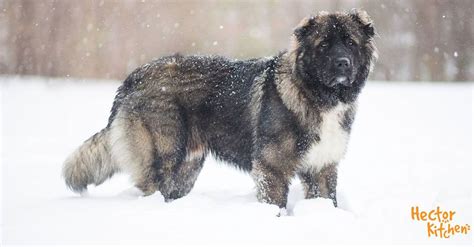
<box><xmin>411</xmin><ymin>206</ymin><xmax>471</xmax><ymax>239</ymax></box>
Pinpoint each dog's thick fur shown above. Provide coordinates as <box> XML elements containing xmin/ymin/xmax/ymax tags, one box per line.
<box><xmin>63</xmin><ymin>10</ymin><xmax>377</xmax><ymax>209</ymax></box>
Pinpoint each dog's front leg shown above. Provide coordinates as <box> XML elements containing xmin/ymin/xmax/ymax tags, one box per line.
<box><xmin>298</xmin><ymin>163</ymin><xmax>338</xmax><ymax>207</ymax></box>
<box><xmin>319</xmin><ymin>164</ymin><xmax>338</xmax><ymax>207</ymax></box>
<box><xmin>251</xmin><ymin>159</ymin><xmax>293</xmax><ymax>210</ymax></box>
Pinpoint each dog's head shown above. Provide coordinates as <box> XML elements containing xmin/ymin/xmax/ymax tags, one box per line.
<box><xmin>289</xmin><ymin>10</ymin><xmax>377</xmax><ymax>89</ymax></box>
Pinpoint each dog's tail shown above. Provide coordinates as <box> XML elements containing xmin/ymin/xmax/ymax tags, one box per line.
<box><xmin>62</xmin><ymin>128</ymin><xmax>118</xmax><ymax>193</ymax></box>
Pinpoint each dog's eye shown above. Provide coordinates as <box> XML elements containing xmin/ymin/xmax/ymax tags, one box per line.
<box><xmin>347</xmin><ymin>39</ymin><xmax>355</xmax><ymax>46</ymax></box>
<box><xmin>320</xmin><ymin>42</ymin><xmax>329</xmax><ymax>48</ymax></box>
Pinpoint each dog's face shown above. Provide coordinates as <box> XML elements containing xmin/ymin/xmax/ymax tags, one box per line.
<box><xmin>290</xmin><ymin>10</ymin><xmax>377</xmax><ymax>89</ymax></box>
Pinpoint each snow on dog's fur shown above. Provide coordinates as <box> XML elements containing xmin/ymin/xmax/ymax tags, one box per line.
<box><xmin>63</xmin><ymin>9</ymin><xmax>377</xmax><ymax>209</ymax></box>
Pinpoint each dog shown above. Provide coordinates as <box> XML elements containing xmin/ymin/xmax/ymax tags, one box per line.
<box><xmin>63</xmin><ymin>9</ymin><xmax>377</xmax><ymax>210</ymax></box>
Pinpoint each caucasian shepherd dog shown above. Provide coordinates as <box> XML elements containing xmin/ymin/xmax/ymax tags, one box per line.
<box><xmin>63</xmin><ymin>10</ymin><xmax>377</xmax><ymax>210</ymax></box>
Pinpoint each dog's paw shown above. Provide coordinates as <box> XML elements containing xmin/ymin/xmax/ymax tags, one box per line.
<box><xmin>277</xmin><ymin>207</ymin><xmax>289</xmax><ymax>217</ymax></box>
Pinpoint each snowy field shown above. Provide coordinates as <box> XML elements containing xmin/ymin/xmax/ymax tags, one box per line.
<box><xmin>1</xmin><ymin>76</ymin><xmax>472</xmax><ymax>245</ymax></box>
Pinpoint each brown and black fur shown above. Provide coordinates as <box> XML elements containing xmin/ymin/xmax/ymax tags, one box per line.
<box><xmin>63</xmin><ymin>10</ymin><xmax>377</xmax><ymax>209</ymax></box>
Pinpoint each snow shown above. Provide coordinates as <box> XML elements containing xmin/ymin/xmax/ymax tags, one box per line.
<box><xmin>1</xmin><ymin>76</ymin><xmax>472</xmax><ymax>245</ymax></box>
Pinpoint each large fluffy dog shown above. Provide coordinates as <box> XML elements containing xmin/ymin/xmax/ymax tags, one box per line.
<box><xmin>63</xmin><ymin>10</ymin><xmax>377</xmax><ymax>209</ymax></box>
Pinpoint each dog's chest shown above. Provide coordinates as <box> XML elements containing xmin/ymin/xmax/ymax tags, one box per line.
<box><xmin>301</xmin><ymin>103</ymin><xmax>350</xmax><ymax>171</ymax></box>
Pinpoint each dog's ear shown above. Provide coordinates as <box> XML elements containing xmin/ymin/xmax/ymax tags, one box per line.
<box><xmin>293</xmin><ymin>16</ymin><xmax>317</xmax><ymax>40</ymax></box>
<box><xmin>350</xmin><ymin>9</ymin><xmax>375</xmax><ymax>38</ymax></box>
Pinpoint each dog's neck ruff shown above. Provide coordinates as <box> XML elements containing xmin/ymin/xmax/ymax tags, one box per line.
<box><xmin>301</xmin><ymin>102</ymin><xmax>350</xmax><ymax>172</ymax></box>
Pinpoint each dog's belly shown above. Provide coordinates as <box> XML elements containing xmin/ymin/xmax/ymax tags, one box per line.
<box><xmin>301</xmin><ymin>103</ymin><xmax>350</xmax><ymax>171</ymax></box>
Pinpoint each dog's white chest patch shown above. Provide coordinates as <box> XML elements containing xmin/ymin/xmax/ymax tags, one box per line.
<box><xmin>302</xmin><ymin>103</ymin><xmax>350</xmax><ymax>171</ymax></box>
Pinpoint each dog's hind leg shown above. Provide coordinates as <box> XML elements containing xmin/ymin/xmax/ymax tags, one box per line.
<box><xmin>156</xmin><ymin>126</ymin><xmax>207</xmax><ymax>201</ymax></box>
<box><xmin>160</xmin><ymin>156</ymin><xmax>205</xmax><ymax>201</ymax></box>
<box><xmin>138</xmin><ymin>100</ymin><xmax>206</xmax><ymax>201</ymax></box>
<box><xmin>109</xmin><ymin>110</ymin><xmax>158</xmax><ymax>195</ymax></box>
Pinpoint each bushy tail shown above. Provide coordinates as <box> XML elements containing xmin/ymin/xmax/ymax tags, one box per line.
<box><xmin>62</xmin><ymin>128</ymin><xmax>118</xmax><ymax>193</ymax></box>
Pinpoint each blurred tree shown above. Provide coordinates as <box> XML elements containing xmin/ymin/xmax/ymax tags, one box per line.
<box><xmin>11</xmin><ymin>0</ymin><xmax>37</xmax><ymax>74</ymax></box>
<box><xmin>448</xmin><ymin>1</ymin><xmax>472</xmax><ymax>81</ymax></box>
<box><xmin>413</xmin><ymin>0</ymin><xmax>445</xmax><ymax>81</ymax></box>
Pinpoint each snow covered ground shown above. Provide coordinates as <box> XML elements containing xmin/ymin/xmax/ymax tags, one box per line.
<box><xmin>1</xmin><ymin>76</ymin><xmax>472</xmax><ymax>245</ymax></box>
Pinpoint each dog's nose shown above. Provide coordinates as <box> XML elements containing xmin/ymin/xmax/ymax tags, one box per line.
<box><xmin>335</xmin><ymin>57</ymin><xmax>351</xmax><ymax>69</ymax></box>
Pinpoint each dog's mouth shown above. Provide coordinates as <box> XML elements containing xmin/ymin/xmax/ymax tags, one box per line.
<box><xmin>327</xmin><ymin>75</ymin><xmax>352</xmax><ymax>87</ymax></box>
<box><xmin>336</xmin><ymin>76</ymin><xmax>349</xmax><ymax>84</ymax></box>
